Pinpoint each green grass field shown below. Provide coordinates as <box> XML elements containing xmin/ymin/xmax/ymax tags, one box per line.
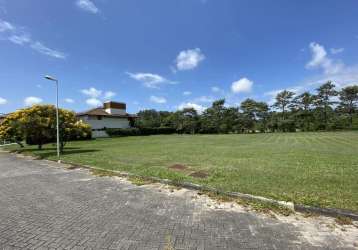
<box><xmin>5</xmin><ymin>131</ymin><xmax>358</xmax><ymax>211</ymax></box>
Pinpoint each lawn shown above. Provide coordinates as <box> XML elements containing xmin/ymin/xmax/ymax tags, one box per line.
<box><xmin>5</xmin><ymin>131</ymin><xmax>358</xmax><ymax>211</ymax></box>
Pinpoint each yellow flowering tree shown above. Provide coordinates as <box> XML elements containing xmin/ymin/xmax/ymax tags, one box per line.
<box><xmin>0</xmin><ymin>105</ymin><xmax>91</xmax><ymax>150</ymax></box>
<box><xmin>0</xmin><ymin>110</ymin><xmax>25</xmax><ymax>147</ymax></box>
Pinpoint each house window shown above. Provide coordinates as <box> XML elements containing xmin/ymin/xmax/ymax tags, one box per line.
<box><xmin>97</xmin><ymin>116</ymin><xmax>102</xmax><ymax>120</ymax></box>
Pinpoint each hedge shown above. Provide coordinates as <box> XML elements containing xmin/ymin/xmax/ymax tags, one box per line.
<box><xmin>106</xmin><ymin>127</ymin><xmax>176</xmax><ymax>137</ymax></box>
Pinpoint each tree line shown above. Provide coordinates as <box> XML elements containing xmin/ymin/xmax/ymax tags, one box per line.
<box><xmin>136</xmin><ymin>82</ymin><xmax>358</xmax><ymax>134</ymax></box>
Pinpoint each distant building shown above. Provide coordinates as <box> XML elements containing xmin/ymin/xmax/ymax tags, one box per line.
<box><xmin>76</xmin><ymin>101</ymin><xmax>137</xmax><ymax>137</ymax></box>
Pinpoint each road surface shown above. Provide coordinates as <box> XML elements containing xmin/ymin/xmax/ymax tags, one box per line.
<box><xmin>0</xmin><ymin>151</ymin><xmax>356</xmax><ymax>249</ymax></box>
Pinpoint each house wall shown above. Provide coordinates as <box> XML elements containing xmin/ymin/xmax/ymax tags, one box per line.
<box><xmin>104</xmin><ymin>108</ymin><xmax>126</xmax><ymax>115</ymax></box>
<box><xmin>79</xmin><ymin>116</ymin><xmax>130</xmax><ymax>137</ymax></box>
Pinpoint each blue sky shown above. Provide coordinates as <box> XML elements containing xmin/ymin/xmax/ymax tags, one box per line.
<box><xmin>1</xmin><ymin>0</ymin><xmax>358</xmax><ymax>114</ymax></box>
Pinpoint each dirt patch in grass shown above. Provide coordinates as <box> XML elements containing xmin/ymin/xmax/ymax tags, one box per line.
<box><xmin>189</xmin><ymin>170</ymin><xmax>209</xmax><ymax>179</ymax></box>
<box><xmin>169</xmin><ymin>164</ymin><xmax>188</xmax><ymax>171</ymax></box>
<box><xmin>90</xmin><ymin>169</ymin><xmax>119</xmax><ymax>177</ymax></box>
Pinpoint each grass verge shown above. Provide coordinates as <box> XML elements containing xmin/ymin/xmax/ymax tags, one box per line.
<box><xmin>4</xmin><ymin>131</ymin><xmax>358</xmax><ymax>211</ymax></box>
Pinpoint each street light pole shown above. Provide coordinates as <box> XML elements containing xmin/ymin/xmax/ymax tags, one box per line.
<box><xmin>44</xmin><ymin>75</ymin><xmax>60</xmax><ymax>161</ymax></box>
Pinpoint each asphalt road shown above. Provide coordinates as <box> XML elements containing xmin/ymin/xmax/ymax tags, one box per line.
<box><xmin>0</xmin><ymin>151</ymin><xmax>355</xmax><ymax>250</ymax></box>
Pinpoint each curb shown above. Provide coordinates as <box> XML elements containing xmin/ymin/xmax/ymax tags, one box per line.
<box><xmin>6</xmin><ymin>150</ymin><xmax>358</xmax><ymax>221</ymax></box>
<box><xmin>294</xmin><ymin>204</ymin><xmax>358</xmax><ymax>221</ymax></box>
<box><xmin>58</xmin><ymin>161</ymin><xmax>296</xmax><ymax>211</ymax></box>
<box><xmin>65</xmin><ymin>162</ymin><xmax>358</xmax><ymax>221</ymax></box>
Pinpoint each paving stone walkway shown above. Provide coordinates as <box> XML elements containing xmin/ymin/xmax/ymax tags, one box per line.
<box><xmin>0</xmin><ymin>152</ymin><xmax>356</xmax><ymax>250</ymax></box>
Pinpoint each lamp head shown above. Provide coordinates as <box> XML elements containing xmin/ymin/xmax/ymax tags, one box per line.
<box><xmin>45</xmin><ymin>75</ymin><xmax>57</xmax><ymax>81</ymax></box>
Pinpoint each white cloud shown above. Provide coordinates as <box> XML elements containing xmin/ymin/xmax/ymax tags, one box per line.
<box><xmin>306</xmin><ymin>42</ymin><xmax>327</xmax><ymax>68</ymax></box>
<box><xmin>81</xmin><ymin>87</ymin><xmax>102</xmax><ymax>98</ymax></box>
<box><xmin>127</xmin><ymin>72</ymin><xmax>176</xmax><ymax>88</ymax></box>
<box><xmin>264</xmin><ymin>89</ymin><xmax>281</xmax><ymax>97</ymax></box>
<box><xmin>24</xmin><ymin>96</ymin><xmax>42</xmax><ymax>106</ymax></box>
<box><xmin>0</xmin><ymin>19</ymin><xmax>66</xmax><ymax>59</ymax></box>
<box><xmin>0</xmin><ymin>97</ymin><xmax>7</xmax><ymax>105</ymax></box>
<box><xmin>330</xmin><ymin>48</ymin><xmax>344</xmax><ymax>54</ymax></box>
<box><xmin>306</xmin><ymin>65</ymin><xmax>358</xmax><ymax>89</ymax></box>
<box><xmin>194</xmin><ymin>96</ymin><xmax>214</xmax><ymax>103</ymax></box>
<box><xmin>231</xmin><ymin>78</ymin><xmax>253</xmax><ymax>94</ymax></box>
<box><xmin>8</xmin><ymin>34</ymin><xmax>31</xmax><ymax>45</ymax></box>
<box><xmin>76</xmin><ymin>0</ymin><xmax>99</xmax><ymax>14</ymax></box>
<box><xmin>211</xmin><ymin>86</ymin><xmax>221</xmax><ymax>93</ymax></box>
<box><xmin>210</xmin><ymin>86</ymin><xmax>226</xmax><ymax>96</ymax></box>
<box><xmin>306</xmin><ymin>42</ymin><xmax>343</xmax><ymax>75</ymax></box>
<box><xmin>264</xmin><ymin>42</ymin><xmax>358</xmax><ymax>105</ymax></box>
<box><xmin>183</xmin><ymin>91</ymin><xmax>192</xmax><ymax>96</ymax></box>
<box><xmin>303</xmin><ymin>42</ymin><xmax>358</xmax><ymax>88</ymax></box>
<box><xmin>0</xmin><ymin>19</ymin><xmax>14</xmax><ymax>32</ymax></box>
<box><xmin>178</xmin><ymin>102</ymin><xmax>206</xmax><ymax>114</ymax></box>
<box><xmin>86</xmin><ymin>98</ymin><xmax>102</xmax><ymax>107</ymax></box>
<box><xmin>150</xmin><ymin>95</ymin><xmax>167</xmax><ymax>104</ymax></box>
<box><xmin>175</xmin><ymin>48</ymin><xmax>205</xmax><ymax>71</ymax></box>
<box><xmin>30</xmin><ymin>42</ymin><xmax>66</xmax><ymax>59</ymax></box>
<box><xmin>81</xmin><ymin>88</ymin><xmax>118</xmax><ymax>106</ymax></box>
<box><xmin>104</xmin><ymin>91</ymin><xmax>116</xmax><ymax>99</ymax></box>
<box><xmin>64</xmin><ymin>98</ymin><xmax>75</xmax><ymax>104</ymax></box>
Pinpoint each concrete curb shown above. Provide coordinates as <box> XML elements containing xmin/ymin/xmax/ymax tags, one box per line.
<box><xmin>56</xmin><ymin>161</ymin><xmax>296</xmax><ymax>210</ymax></box>
<box><xmin>5</xmin><ymin>150</ymin><xmax>358</xmax><ymax>221</ymax></box>
<box><xmin>294</xmin><ymin>204</ymin><xmax>358</xmax><ymax>221</ymax></box>
<box><xmin>69</xmin><ymin>162</ymin><xmax>358</xmax><ymax>221</ymax></box>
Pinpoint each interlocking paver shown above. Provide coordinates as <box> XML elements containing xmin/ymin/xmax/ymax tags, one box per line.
<box><xmin>0</xmin><ymin>152</ymin><xmax>356</xmax><ymax>249</ymax></box>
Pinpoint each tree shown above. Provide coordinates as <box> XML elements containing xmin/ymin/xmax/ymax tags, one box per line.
<box><xmin>135</xmin><ymin>109</ymin><xmax>161</xmax><ymax>128</ymax></box>
<box><xmin>222</xmin><ymin>107</ymin><xmax>241</xmax><ymax>133</ymax></box>
<box><xmin>158</xmin><ymin>111</ymin><xmax>172</xmax><ymax>127</ymax></box>
<box><xmin>180</xmin><ymin>108</ymin><xmax>200</xmax><ymax>134</ymax></box>
<box><xmin>273</xmin><ymin>90</ymin><xmax>295</xmax><ymax>120</ymax></box>
<box><xmin>200</xmin><ymin>99</ymin><xmax>227</xmax><ymax>133</ymax></box>
<box><xmin>0</xmin><ymin>105</ymin><xmax>91</xmax><ymax>150</ymax></box>
<box><xmin>293</xmin><ymin>92</ymin><xmax>313</xmax><ymax>111</ymax></box>
<box><xmin>240</xmin><ymin>98</ymin><xmax>257</xmax><ymax>132</ymax></box>
<box><xmin>338</xmin><ymin>85</ymin><xmax>358</xmax><ymax>127</ymax></box>
<box><xmin>314</xmin><ymin>81</ymin><xmax>338</xmax><ymax>129</ymax></box>
<box><xmin>21</xmin><ymin>105</ymin><xmax>57</xmax><ymax>149</ymax></box>
<box><xmin>58</xmin><ymin>109</ymin><xmax>92</xmax><ymax>151</ymax></box>
<box><xmin>240</xmin><ymin>98</ymin><xmax>269</xmax><ymax>132</ymax></box>
<box><xmin>255</xmin><ymin>101</ymin><xmax>269</xmax><ymax>132</ymax></box>
<box><xmin>0</xmin><ymin>111</ymin><xmax>25</xmax><ymax>147</ymax></box>
<box><xmin>126</xmin><ymin>85</ymin><xmax>358</xmax><ymax>134</ymax></box>
<box><xmin>292</xmin><ymin>92</ymin><xmax>314</xmax><ymax>131</ymax></box>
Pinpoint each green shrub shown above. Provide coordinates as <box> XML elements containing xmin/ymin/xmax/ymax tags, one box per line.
<box><xmin>106</xmin><ymin>127</ymin><xmax>176</xmax><ymax>137</ymax></box>
<box><xmin>139</xmin><ymin>127</ymin><xmax>176</xmax><ymax>135</ymax></box>
<box><xmin>106</xmin><ymin>128</ymin><xmax>141</xmax><ymax>137</ymax></box>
